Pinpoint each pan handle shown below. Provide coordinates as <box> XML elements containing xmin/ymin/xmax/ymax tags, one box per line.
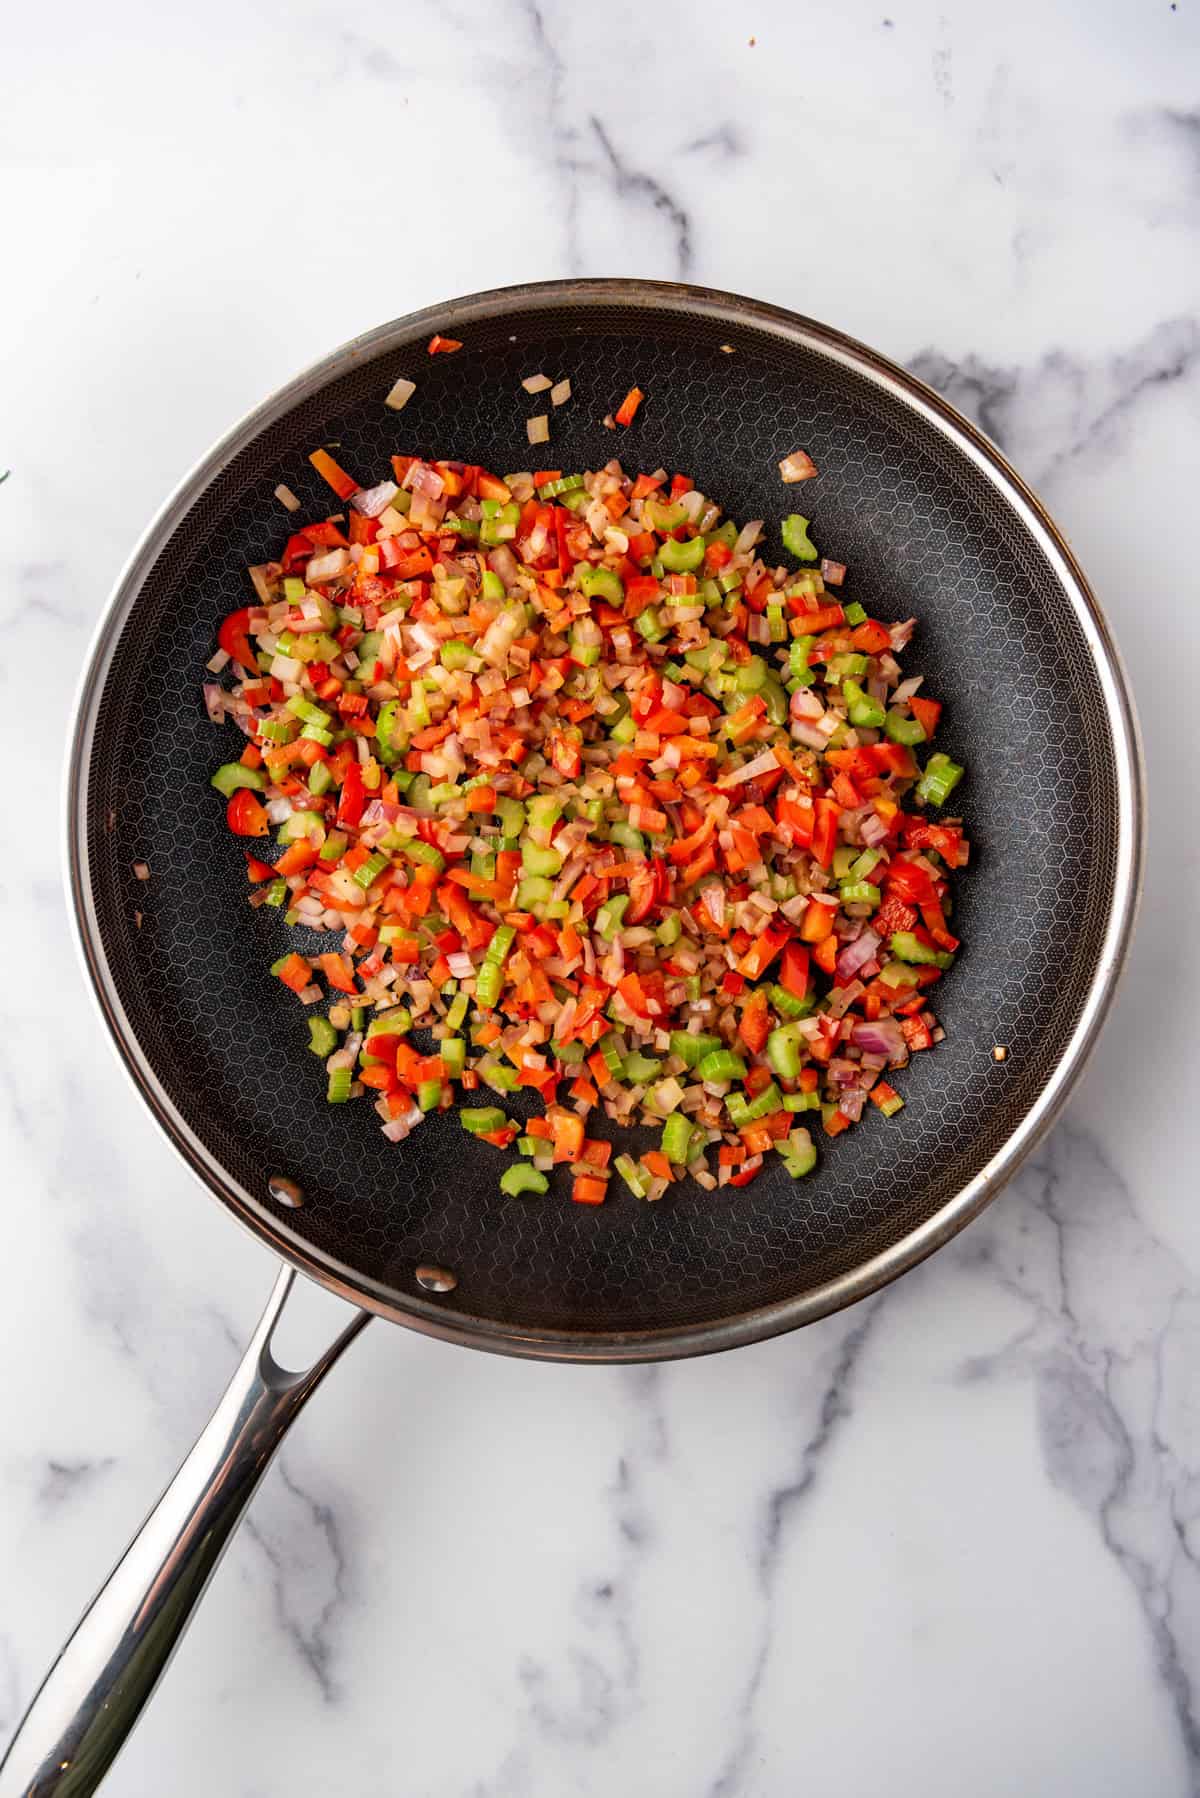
<box><xmin>0</xmin><ymin>1266</ymin><xmax>370</xmax><ymax>1797</ymax></box>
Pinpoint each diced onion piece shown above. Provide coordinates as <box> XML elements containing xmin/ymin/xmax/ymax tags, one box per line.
<box><xmin>779</xmin><ymin>449</ymin><xmax>818</xmax><ymax>483</ymax></box>
<box><xmin>352</xmin><ymin>481</ymin><xmax>399</xmax><ymax>517</ymax></box>
<box><xmin>306</xmin><ymin>548</ymin><xmax>350</xmax><ymax>583</ymax></box>
<box><xmin>721</xmin><ymin>748</ymin><xmax>779</xmax><ymax>787</ymax></box>
<box><xmin>522</xmin><ymin>374</ymin><xmax>553</xmax><ymax>394</ymax></box>
<box><xmin>526</xmin><ymin>414</ymin><xmax>550</xmax><ymax>445</ymax></box>
<box><xmin>205</xmin><ymin>648</ymin><xmax>230</xmax><ymax>674</ymax></box>
<box><xmin>248</xmin><ymin>564</ymin><xmax>275</xmax><ymax>605</ymax></box>
<box><xmin>132</xmin><ymin>861</ymin><xmax>150</xmax><ymax>881</ymax></box>
<box><xmin>274</xmin><ymin>484</ymin><xmax>302</xmax><ymax>512</ymax></box>
<box><xmin>820</xmin><ymin>558</ymin><xmax>846</xmax><ymax>585</ymax></box>
<box><xmin>384</xmin><ymin>376</ymin><xmax>416</xmax><ymax>411</ymax></box>
<box><xmin>550</xmin><ymin>378</ymin><xmax>571</xmax><ymax>407</ymax></box>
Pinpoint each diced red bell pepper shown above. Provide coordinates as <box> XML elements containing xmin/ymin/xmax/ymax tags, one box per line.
<box><xmin>737</xmin><ymin>926</ymin><xmax>790</xmax><ymax>980</ymax></box>
<box><xmin>779</xmin><ymin>942</ymin><xmax>811</xmax><ymax>997</ymax></box>
<box><xmin>337</xmin><ymin>762</ymin><xmax>366</xmax><ymax>829</ymax></box>
<box><xmin>318</xmin><ymin>953</ymin><xmax>358</xmax><ymax>994</ymax></box>
<box><xmin>226</xmin><ymin>789</ymin><xmax>268</xmax><ymax>837</ymax></box>
<box><xmin>218</xmin><ymin>608</ymin><xmax>257</xmax><ymax>672</ymax></box>
<box><xmin>614</xmin><ymin>387</ymin><xmax>644</xmax><ymax>427</ymax></box>
<box><xmin>308</xmin><ymin>448</ymin><xmax>358</xmax><ymax>501</ymax></box>
<box><xmin>884</xmin><ymin>857</ymin><xmax>940</xmax><ymax>909</ymax></box>
<box><xmin>738</xmin><ymin>989</ymin><xmax>770</xmax><ymax>1054</ymax></box>
<box><xmin>850</xmin><ymin>620</ymin><xmax>891</xmax><ymax>654</ymax></box>
<box><xmin>909</xmin><ymin>694</ymin><xmax>942</xmax><ymax>739</ymax></box>
<box><xmin>811</xmin><ymin>797</ymin><xmax>840</xmax><ymax>870</ymax></box>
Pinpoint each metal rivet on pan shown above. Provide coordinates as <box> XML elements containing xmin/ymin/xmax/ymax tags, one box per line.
<box><xmin>415</xmin><ymin>1264</ymin><xmax>458</xmax><ymax>1294</ymax></box>
<box><xmin>992</xmin><ymin>1045</ymin><xmax>1009</xmax><ymax>1063</ymax></box>
<box><xmin>267</xmin><ymin>1173</ymin><xmax>305</xmax><ymax>1209</ymax></box>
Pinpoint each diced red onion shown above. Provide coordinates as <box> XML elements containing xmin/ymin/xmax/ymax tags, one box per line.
<box><xmin>836</xmin><ymin>929</ymin><xmax>881</xmax><ymax>980</ymax></box>
<box><xmin>779</xmin><ymin>450</ymin><xmax>818</xmax><ymax>483</ymax></box>
<box><xmin>360</xmin><ymin>800</ymin><xmax>408</xmax><ymax>826</ymax></box>
<box><xmin>701</xmin><ymin>884</ymin><xmax>726</xmax><ymax>928</ymax></box>
<box><xmin>734</xmin><ymin>520</ymin><xmax>764</xmax><ymax>556</ymax></box>
<box><xmin>381</xmin><ymin>1105</ymin><xmax>423</xmax><ymax>1141</ymax></box>
<box><xmin>889</xmin><ymin>618</ymin><xmax>916</xmax><ymax>651</ymax></box>
<box><xmin>819</xmin><ymin>558</ymin><xmax>845</xmax><ymax>585</ymax></box>
<box><xmin>353</xmin><ymin>480</ymin><xmax>399</xmax><ymax>517</ymax></box>
<box><xmin>488</xmin><ymin>545</ymin><xmax>520</xmax><ymax>588</ymax></box>
<box><xmin>202</xmin><ymin>683</ymin><xmax>227</xmax><ymax>723</ymax></box>
<box><xmin>851</xmin><ymin>1016</ymin><xmax>905</xmax><ymax>1058</ymax></box>
<box><xmin>790</xmin><ymin>687</ymin><xmax>824</xmax><ymax>721</ymax></box>
<box><xmin>860</xmin><ymin>812</ymin><xmax>889</xmax><ymax>848</ymax></box>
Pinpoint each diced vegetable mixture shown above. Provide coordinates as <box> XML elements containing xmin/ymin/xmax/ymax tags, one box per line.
<box><xmin>205</xmin><ymin>447</ymin><xmax>967</xmax><ymax>1203</ymax></box>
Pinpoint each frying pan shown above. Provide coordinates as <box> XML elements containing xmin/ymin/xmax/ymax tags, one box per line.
<box><xmin>1</xmin><ymin>279</ymin><xmax>1141</xmax><ymax>1795</ymax></box>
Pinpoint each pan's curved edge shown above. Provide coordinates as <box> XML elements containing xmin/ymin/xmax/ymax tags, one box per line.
<box><xmin>64</xmin><ymin>278</ymin><xmax>1146</xmax><ymax>1364</ymax></box>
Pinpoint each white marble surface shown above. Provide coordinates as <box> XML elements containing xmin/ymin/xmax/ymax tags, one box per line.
<box><xmin>3</xmin><ymin>1</ymin><xmax>1200</xmax><ymax>1792</ymax></box>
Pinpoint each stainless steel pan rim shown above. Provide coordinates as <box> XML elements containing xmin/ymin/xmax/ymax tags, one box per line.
<box><xmin>65</xmin><ymin>276</ymin><xmax>1145</xmax><ymax>1363</ymax></box>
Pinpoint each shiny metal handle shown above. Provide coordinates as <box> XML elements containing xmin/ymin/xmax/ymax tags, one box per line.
<box><xmin>0</xmin><ymin>1268</ymin><xmax>370</xmax><ymax>1797</ymax></box>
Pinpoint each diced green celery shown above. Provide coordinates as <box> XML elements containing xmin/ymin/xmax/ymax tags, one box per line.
<box><xmin>522</xmin><ymin>842</ymin><xmax>563</xmax><ymax>878</ymax></box>
<box><xmin>578</xmin><ymin>566</ymin><xmax>625</xmax><ymax>604</ymax></box>
<box><xmin>843</xmin><ymin>679</ymin><xmax>886</xmax><ymax>729</ymax></box>
<box><xmin>885</xmin><ymin>709</ymin><xmax>926</xmax><ymax>746</ymax></box>
<box><xmin>210</xmin><ymin>763</ymin><xmax>267</xmax><ymax>797</ymax></box>
<box><xmin>500</xmin><ymin>1164</ymin><xmax>549</xmax><ymax>1196</ymax></box>
<box><xmin>767</xmin><ymin>1024</ymin><xmax>804</xmax><ymax>1080</ymax></box>
<box><xmin>669</xmin><ymin>1030</ymin><xmax>722</xmax><ymax>1067</ymax></box>
<box><xmin>916</xmin><ymin>753</ymin><xmax>964</xmax><ymax>807</ymax></box>
<box><xmin>661</xmin><ymin>1113</ymin><xmax>694</xmax><ymax>1164</ymax></box>
<box><xmin>659</xmin><ymin>535</ymin><xmax>705</xmax><ymax>573</ymax></box>
<box><xmin>890</xmin><ymin>931</ymin><xmax>954</xmax><ymax>969</ymax></box>
<box><xmin>460</xmin><ymin>1106</ymin><xmax>506</xmax><ymax>1135</ymax></box>
<box><xmin>782</xmin><ymin>514</ymin><xmax>818</xmax><ymax>562</ymax></box>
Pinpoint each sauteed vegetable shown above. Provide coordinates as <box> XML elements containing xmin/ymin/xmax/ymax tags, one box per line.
<box><xmin>204</xmin><ymin>448</ymin><xmax>967</xmax><ymax>1202</ymax></box>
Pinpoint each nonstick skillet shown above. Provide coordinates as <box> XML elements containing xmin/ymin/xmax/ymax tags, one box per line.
<box><xmin>0</xmin><ymin>280</ymin><xmax>1142</xmax><ymax>1796</ymax></box>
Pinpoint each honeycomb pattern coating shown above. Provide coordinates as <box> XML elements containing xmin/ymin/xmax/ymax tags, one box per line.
<box><xmin>84</xmin><ymin>297</ymin><xmax>1120</xmax><ymax>1339</ymax></box>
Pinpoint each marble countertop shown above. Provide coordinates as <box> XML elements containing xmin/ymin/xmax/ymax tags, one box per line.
<box><xmin>5</xmin><ymin>1</ymin><xmax>1199</xmax><ymax>1792</ymax></box>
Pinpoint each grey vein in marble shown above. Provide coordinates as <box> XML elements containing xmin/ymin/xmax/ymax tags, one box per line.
<box><xmin>709</xmin><ymin>1304</ymin><xmax>882</xmax><ymax>1798</ymax></box>
<box><xmin>955</xmin><ymin>1124</ymin><xmax>1200</xmax><ymax>1787</ymax></box>
<box><xmin>36</xmin><ymin>1457</ymin><xmax>117</xmax><ymax>1512</ymax></box>
<box><xmin>909</xmin><ymin>316</ymin><xmax>1200</xmax><ymax>487</ymax></box>
<box><xmin>240</xmin><ymin>1456</ymin><xmax>353</xmax><ymax>1704</ymax></box>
